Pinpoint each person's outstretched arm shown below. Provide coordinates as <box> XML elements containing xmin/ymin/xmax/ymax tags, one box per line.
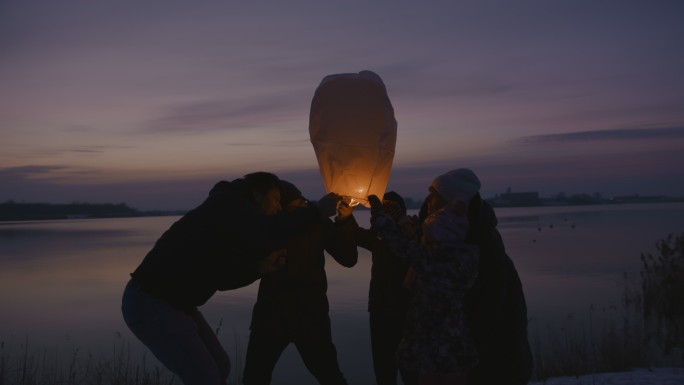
<box><xmin>324</xmin><ymin>203</ymin><xmax>359</xmax><ymax>268</ymax></box>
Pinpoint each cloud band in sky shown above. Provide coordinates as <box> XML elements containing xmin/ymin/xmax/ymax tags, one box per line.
<box><xmin>513</xmin><ymin>126</ymin><xmax>684</xmax><ymax>144</ymax></box>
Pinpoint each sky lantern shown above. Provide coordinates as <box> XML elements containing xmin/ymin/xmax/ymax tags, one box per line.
<box><xmin>309</xmin><ymin>70</ymin><xmax>397</xmax><ymax>207</ymax></box>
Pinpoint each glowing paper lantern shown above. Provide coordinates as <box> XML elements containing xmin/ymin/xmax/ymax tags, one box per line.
<box><xmin>309</xmin><ymin>70</ymin><xmax>397</xmax><ymax>207</ymax></box>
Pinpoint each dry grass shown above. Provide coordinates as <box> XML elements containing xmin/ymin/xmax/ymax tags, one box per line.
<box><xmin>1</xmin><ymin>333</ymin><xmax>176</xmax><ymax>385</ymax></box>
<box><xmin>531</xmin><ymin>231</ymin><xmax>684</xmax><ymax>381</ymax></box>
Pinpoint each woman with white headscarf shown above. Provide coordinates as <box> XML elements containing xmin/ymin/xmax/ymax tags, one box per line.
<box><xmin>369</xmin><ymin>168</ymin><xmax>532</xmax><ymax>385</ymax></box>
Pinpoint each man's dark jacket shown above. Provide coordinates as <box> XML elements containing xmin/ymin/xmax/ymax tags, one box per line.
<box><xmin>130</xmin><ymin>179</ymin><xmax>323</xmax><ymax>311</ymax></box>
<box><xmin>249</xmin><ymin>215</ymin><xmax>358</xmax><ymax>334</ymax></box>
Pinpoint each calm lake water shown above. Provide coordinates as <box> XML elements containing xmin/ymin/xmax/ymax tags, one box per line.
<box><xmin>1</xmin><ymin>202</ymin><xmax>683</xmax><ymax>384</ymax></box>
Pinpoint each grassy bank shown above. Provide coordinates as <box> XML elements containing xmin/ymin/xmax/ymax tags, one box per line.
<box><xmin>529</xmin><ymin>289</ymin><xmax>661</xmax><ymax>380</ymax></box>
<box><xmin>0</xmin><ymin>333</ymin><xmax>176</xmax><ymax>385</ymax></box>
<box><xmin>1</xmin><ymin>307</ymin><xmax>680</xmax><ymax>385</ymax></box>
<box><xmin>530</xmin><ymin>231</ymin><xmax>684</xmax><ymax>380</ymax></box>
<box><xmin>4</xmin><ymin>299</ymin><xmax>678</xmax><ymax>384</ymax></box>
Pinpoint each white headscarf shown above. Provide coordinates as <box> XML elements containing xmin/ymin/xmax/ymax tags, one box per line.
<box><xmin>430</xmin><ymin>168</ymin><xmax>481</xmax><ymax>207</ymax></box>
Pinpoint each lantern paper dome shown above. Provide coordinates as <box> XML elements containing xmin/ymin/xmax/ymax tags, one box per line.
<box><xmin>309</xmin><ymin>70</ymin><xmax>397</xmax><ymax>207</ymax></box>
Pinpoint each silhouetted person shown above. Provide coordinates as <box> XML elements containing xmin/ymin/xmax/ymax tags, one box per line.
<box><xmin>356</xmin><ymin>191</ymin><xmax>413</xmax><ymax>385</ymax></box>
<box><xmin>463</xmin><ymin>195</ymin><xmax>533</xmax><ymax>385</ymax></box>
<box><xmin>121</xmin><ymin>172</ymin><xmax>341</xmax><ymax>385</ymax></box>
<box><xmin>368</xmin><ymin>169</ymin><xmax>482</xmax><ymax>385</ymax></box>
<box><xmin>242</xmin><ymin>180</ymin><xmax>358</xmax><ymax>385</ymax></box>
<box><xmin>400</xmin><ymin>169</ymin><xmax>533</xmax><ymax>385</ymax></box>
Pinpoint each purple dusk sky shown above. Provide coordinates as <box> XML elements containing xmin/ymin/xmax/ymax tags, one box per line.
<box><xmin>1</xmin><ymin>1</ymin><xmax>683</xmax><ymax>210</ymax></box>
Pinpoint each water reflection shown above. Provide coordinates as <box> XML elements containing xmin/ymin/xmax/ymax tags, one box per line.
<box><xmin>1</xmin><ymin>227</ymin><xmax>138</xmax><ymax>263</ymax></box>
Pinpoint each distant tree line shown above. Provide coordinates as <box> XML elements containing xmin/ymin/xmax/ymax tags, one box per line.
<box><xmin>486</xmin><ymin>190</ymin><xmax>684</xmax><ymax>208</ymax></box>
<box><xmin>0</xmin><ymin>201</ymin><xmax>183</xmax><ymax>221</ymax></box>
<box><xmin>402</xmin><ymin>192</ymin><xmax>683</xmax><ymax>210</ymax></box>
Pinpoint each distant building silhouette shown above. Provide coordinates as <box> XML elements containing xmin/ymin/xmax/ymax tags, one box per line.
<box><xmin>609</xmin><ymin>194</ymin><xmax>672</xmax><ymax>204</ymax></box>
<box><xmin>489</xmin><ymin>190</ymin><xmax>541</xmax><ymax>207</ymax></box>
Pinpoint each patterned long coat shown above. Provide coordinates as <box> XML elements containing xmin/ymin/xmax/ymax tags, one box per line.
<box><xmin>370</xmin><ymin>206</ymin><xmax>479</xmax><ymax>374</ymax></box>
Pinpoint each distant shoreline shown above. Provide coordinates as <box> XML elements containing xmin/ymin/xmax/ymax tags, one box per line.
<box><xmin>0</xmin><ymin>201</ymin><xmax>185</xmax><ymax>222</ymax></box>
<box><xmin>2</xmin><ymin>197</ymin><xmax>683</xmax><ymax>222</ymax></box>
